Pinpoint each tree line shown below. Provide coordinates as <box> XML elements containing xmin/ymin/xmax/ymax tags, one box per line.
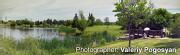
<box><xmin>0</xmin><ymin>11</ymin><xmax>115</xmax><ymax>32</ymax></box>
<box><xmin>71</xmin><ymin>11</ymin><xmax>112</xmax><ymax>32</ymax></box>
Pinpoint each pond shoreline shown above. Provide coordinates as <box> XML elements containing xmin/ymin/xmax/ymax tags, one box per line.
<box><xmin>0</xmin><ymin>27</ymin><xmax>63</xmax><ymax>40</ymax></box>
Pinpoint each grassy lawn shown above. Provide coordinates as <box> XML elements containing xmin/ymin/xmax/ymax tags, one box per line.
<box><xmin>66</xmin><ymin>38</ymin><xmax>180</xmax><ymax>55</ymax></box>
<box><xmin>84</xmin><ymin>25</ymin><xmax>125</xmax><ymax>37</ymax></box>
<box><xmin>1</xmin><ymin>25</ymin><xmax>180</xmax><ymax>55</ymax></box>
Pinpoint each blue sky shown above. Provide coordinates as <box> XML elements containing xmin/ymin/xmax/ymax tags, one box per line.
<box><xmin>0</xmin><ymin>0</ymin><xmax>180</xmax><ymax>22</ymax></box>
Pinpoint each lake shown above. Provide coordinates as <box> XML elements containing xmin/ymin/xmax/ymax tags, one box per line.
<box><xmin>0</xmin><ymin>27</ymin><xmax>65</xmax><ymax>40</ymax></box>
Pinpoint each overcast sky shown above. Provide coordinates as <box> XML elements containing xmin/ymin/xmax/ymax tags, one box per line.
<box><xmin>0</xmin><ymin>0</ymin><xmax>180</xmax><ymax>22</ymax></box>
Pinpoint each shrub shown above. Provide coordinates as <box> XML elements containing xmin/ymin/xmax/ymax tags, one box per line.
<box><xmin>58</xmin><ymin>26</ymin><xmax>76</xmax><ymax>34</ymax></box>
<box><xmin>170</xmin><ymin>16</ymin><xmax>180</xmax><ymax>38</ymax></box>
<box><xmin>77</xmin><ymin>19</ymin><xmax>88</xmax><ymax>32</ymax></box>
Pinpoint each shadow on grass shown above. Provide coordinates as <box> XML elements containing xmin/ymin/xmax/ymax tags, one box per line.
<box><xmin>94</xmin><ymin>52</ymin><xmax>136</xmax><ymax>55</ymax></box>
<box><xmin>154</xmin><ymin>40</ymin><xmax>180</xmax><ymax>48</ymax></box>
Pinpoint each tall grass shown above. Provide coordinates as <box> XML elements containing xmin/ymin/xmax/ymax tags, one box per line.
<box><xmin>0</xmin><ymin>31</ymin><xmax>116</xmax><ymax>55</ymax></box>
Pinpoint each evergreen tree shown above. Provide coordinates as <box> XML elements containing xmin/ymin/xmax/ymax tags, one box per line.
<box><xmin>52</xmin><ymin>19</ymin><xmax>58</xmax><ymax>25</ymax></box>
<box><xmin>35</xmin><ymin>20</ymin><xmax>41</xmax><ymax>26</ymax></box>
<box><xmin>72</xmin><ymin>13</ymin><xmax>79</xmax><ymax>28</ymax></box>
<box><xmin>46</xmin><ymin>19</ymin><xmax>53</xmax><ymax>25</ymax></box>
<box><xmin>88</xmin><ymin>13</ymin><xmax>95</xmax><ymax>26</ymax></box>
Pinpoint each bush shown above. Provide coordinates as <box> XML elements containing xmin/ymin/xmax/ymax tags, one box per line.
<box><xmin>170</xmin><ymin>16</ymin><xmax>180</xmax><ymax>38</ymax></box>
<box><xmin>58</xmin><ymin>26</ymin><xmax>76</xmax><ymax>34</ymax></box>
<box><xmin>91</xmin><ymin>31</ymin><xmax>116</xmax><ymax>46</ymax></box>
<box><xmin>10</xmin><ymin>21</ymin><xmax>16</xmax><ymax>27</ymax></box>
<box><xmin>77</xmin><ymin>19</ymin><xmax>88</xmax><ymax>32</ymax></box>
<box><xmin>95</xmin><ymin>19</ymin><xmax>103</xmax><ymax>25</ymax></box>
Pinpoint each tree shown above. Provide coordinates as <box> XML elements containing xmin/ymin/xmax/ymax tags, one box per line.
<box><xmin>35</xmin><ymin>20</ymin><xmax>41</xmax><ymax>26</ymax></box>
<box><xmin>173</xmin><ymin>13</ymin><xmax>180</xmax><ymax>19</ymax></box>
<box><xmin>79</xmin><ymin>10</ymin><xmax>85</xmax><ymax>20</ymax></box>
<box><xmin>16</xmin><ymin>20</ymin><xmax>22</xmax><ymax>25</ymax></box>
<box><xmin>171</xmin><ymin>16</ymin><xmax>180</xmax><ymax>38</ymax></box>
<box><xmin>88</xmin><ymin>13</ymin><xmax>95</xmax><ymax>26</ymax></box>
<box><xmin>77</xmin><ymin>19</ymin><xmax>88</xmax><ymax>32</ymax></box>
<box><xmin>104</xmin><ymin>17</ymin><xmax>109</xmax><ymax>25</ymax></box>
<box><xmin>52</xmin><ymin>19</ymin><xmax>58</xmax><ymax>25</ymax></box>
<box><xmin>46</xmin><ymin>18</ymin><xmax>53</xmax><ymax>25</ymax></box>
<box><xmin>9</xmin><ymin>20</ymin><xmax>16</xmax><ymax>27</ymax></box>
<box><xmin>172</xmin><ymin>13</ymin><xmax>180</xmax><ymax>22</ymax></box>
<box><xmin>64</xmin><ymin>20</ymin><xmax>72</xmax><ymax>26</ymax></box>
<box><xmin>95</xmin><ymin>19</ymin><xmax>103</xmax><ymax>25</ymax></box>
<box><xmin>29</xmin><ymin>21</ymin><xmax>34</xmax><ymax>27</ymax></box>
<box><xmin>77</xmin><ymin>11</ymin><xmax>88</xmax><ymax>32</ymax></box>
<box><xmin>113</xmin><ymin>0</ymin><xmax>152</xmax><ymax>29</ymax></box>
<box><xmin>58</xmin><ymin>20</ymin><xmax>65</xmax><ymax>25</ymax></box>
<box><xmin>104</xmin><ymin>17</ymin><xmax>110</xmax><ymax>28</ymax></box>
<box><xmin>149</xmin><ymin>8</ymin><xmax>172</xmax><ymax>30</ymax></box>
<box><xmin>0</xmin><ymin>20</ymin><xmax>3</xmax><ymax>24</ymax></box>
<box><xmin>72</xmin><ymin>13</ymin><xmax>79</xmax><ymax>28</ymax></box>
<box><xmin>113</xmin><ymin>0</ymin><xmax>152</xmax><ymax>48</ymax></box>
<box><xmin>15</xmin><ymin>19</ymin><xmax>34</xmax><ymax>27</ymax></box>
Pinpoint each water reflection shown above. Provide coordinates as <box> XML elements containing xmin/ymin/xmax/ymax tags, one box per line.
<box><xmin>0</xmin><ymin>27</ymin><xmax>64</xmax><ymax>40</ymax></box>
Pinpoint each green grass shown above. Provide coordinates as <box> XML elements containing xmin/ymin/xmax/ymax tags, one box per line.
<box><xmin>84</xmin><ymin>25</ymin><xmax>125</xmax><ymax>37</ymax></box>
<box><xmin>0</xmin><ymin>37</ymin><xmax>74</xmax><ymax>55</ymax></box>
<box><xmin>58</xmin><ymin>26</ymin><xmax>76</xmax><ymax>34</ymax></box>
<box><xmin>1</xmin><ymin>25</ymin><xmax>180</xmax><ymax>55</ymax></box>
<box><xmin>0</xmin><ymin>33</ymin><xmax>115</xmax><ymax>55</ymax></box>
<box><xmin>67</xmin><ymin>38</ymin><xmax>180</xmax><ymax>55</ymax></box>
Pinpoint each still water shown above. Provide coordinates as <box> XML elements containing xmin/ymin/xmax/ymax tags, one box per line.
<box><xmin>0</xmin><ymin>27</ymin><xmax>65</xmax><ymax>40</ymax></box>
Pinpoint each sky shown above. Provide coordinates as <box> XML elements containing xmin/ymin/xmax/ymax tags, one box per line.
<box><xmin>0</xmin><ymin>0</ymin><xmax>180</xmax><ymax>22</ymax></box>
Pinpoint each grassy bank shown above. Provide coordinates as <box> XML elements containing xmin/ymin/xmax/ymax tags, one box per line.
<box><xmin>67</xmin><ymin>38</ymin><xmax>180</xmax><ymax>55</ymax></box>
<box><xmin>1</xmin><ymin>25</ymin><xmax>179</xmax><ymax>55</ymax></box>
<box><xmin>0</xmin><ymin>31</ymin><xmax>116</xmax><ymax>55</ymax></box>
<box><xmin>84</xmin><ymin>25</ymin><xmax>125</xmax><ymax>37</ymax></box>
<box><xmin>0</xmin><ymin>37</ymin><xmax>73</xmax><ymax>55</ymax></box>
<box><xmin>57</xmin><ymin>25</ymin><xmax>125</xmax><ymax>37</ymax></box>
<box><xmin>1</xmin><ymin>36</ymin><xmax>180</xmax><ymax>55</ymax></box>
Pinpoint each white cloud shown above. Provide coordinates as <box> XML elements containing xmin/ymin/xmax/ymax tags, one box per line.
<box><xmin>152</xmin><ymin>0</ymin><xmax>180</xmax><ymax>9</ymax></box>
<box><xmin>0</xmin><ymin>0</ymin><xmax>117</xmax><ymax>21</ymax></box>
<box><xmin>0</xmin><ymin>0</ymin><xmax>179</xmax><ymax>21</ymax></box>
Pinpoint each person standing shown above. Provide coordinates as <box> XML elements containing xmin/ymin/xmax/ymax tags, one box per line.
<box><xmin>162</xmin><ymin>27</ymin><xmax>166</xmax><ymax>38</ymax></box>
<box><xmin>144</xmin><ymin>27</ymin><xmax>150</xmax><ymax>38</ymax></box>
